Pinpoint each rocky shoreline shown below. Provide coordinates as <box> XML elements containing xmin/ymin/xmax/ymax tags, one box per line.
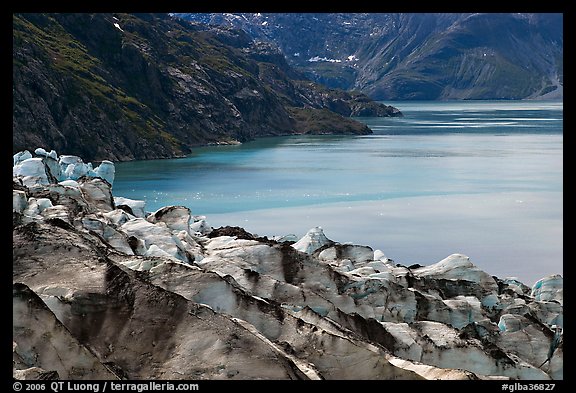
<box><xmin>13</xmin><ymin>149</ymin><xmax>563</xmax><ymax>380</ymax></box>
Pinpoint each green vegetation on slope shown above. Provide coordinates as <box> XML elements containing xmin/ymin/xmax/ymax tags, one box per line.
<box><xmin>14</xmin><ymin>13</ymin><xmax>399</xmax><ymax>162</ymax></box>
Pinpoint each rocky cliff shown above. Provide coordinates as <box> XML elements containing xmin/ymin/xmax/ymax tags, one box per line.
<box><xmin>13</xmin><ymin>149</ymin><xmax>563</xmax><ymax>380</ymax></box>
<box><xmin>13</xmin><ymin>13</ymin><xmax>400</xmax><ymax>163</ymax></box>
<box><xmin>175</xmin><ymin>13</ymin><xmax>563</xmax><ymax>101</ymax></box>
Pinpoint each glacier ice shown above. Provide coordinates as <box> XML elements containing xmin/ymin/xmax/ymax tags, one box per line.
<box><xmin>13</xmin><ymin>150</ymin><xmax>32</xmax><ymax>166</ymax></box>
<box><xmin>12</xmin><ymin>147</ymin><xmax>564</xmax><ymax>380</ymax></box>
<box><xmin>13</xmin><ymin>149</ymin><xmax>117</xmax><ymax>186</ymax></box>
<box><xmin>531</xmin><ymin>274</ymin><xmax>563</xmax><ymax>304</ymax></box>
<box><xmin>93</xmin><ymin>160</ymin><xmax>115</xmax><ymax>185</ymax></box>
<box><xmin>114</xmin><ymin>196</ymin><xmax>146</xmax><ymax>218</ymax></box>
<box><xmin>292</xmin><ymin>226</ymin><xmax>332</xmax><ymax>254</ymax></box>
<box><xmin>13</xmin><ymin>158</ymin><xmax>50</xmax><ymax>187</ymax></box>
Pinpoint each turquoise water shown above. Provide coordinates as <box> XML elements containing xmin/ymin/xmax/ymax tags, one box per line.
<box><xmin>114</xmin><ymin>101</ymin><xmax>562</xmax><ymax>285</ymax></box>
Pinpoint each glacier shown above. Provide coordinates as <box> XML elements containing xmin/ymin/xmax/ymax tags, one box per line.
<box><xmin>12</xmin><ymin>148</ymin><xmax>563</xmax><ymax>380</ymax></box>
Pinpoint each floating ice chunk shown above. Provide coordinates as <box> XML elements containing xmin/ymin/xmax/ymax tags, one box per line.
<box><xmin>13</xmin><ymin>150</ymin><xmax>32</xmax><ymax>166</ymax></box>
<box><xmin>94</xmin><ymin>160</ymin><xmax>115</xmax><ymax>185</ymax></box>
<box><xmin>292</xmin><ymin>227</ymin><xmax>332</xmax><ymax>254</ymax></box>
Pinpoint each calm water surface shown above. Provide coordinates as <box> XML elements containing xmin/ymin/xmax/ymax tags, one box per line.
<box><xmin>114</xmin><ymin>101</ymin><xmax>563</xmax><ymax>286</ymax></box>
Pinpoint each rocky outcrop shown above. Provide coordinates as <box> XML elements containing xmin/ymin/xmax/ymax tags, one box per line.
<box><xmin>13</xmin><ymin>13</ymin><xmax>401</xmax><ymax>162</ymax></box>
<box><xmin>13</xmin><ymin>149</ymin><xmax>563</xmax><ymax>380</ymax></box>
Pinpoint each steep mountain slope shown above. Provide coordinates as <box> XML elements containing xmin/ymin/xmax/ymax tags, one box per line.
<box><xmin>174</xmin><ymin>13</ymin><xmax>563</xmax><ymax>100</ymax></box>
<box><xmin>13</xmin><ymin>13</ymin><xmax>400</xmax><ymax>162</ymax></box>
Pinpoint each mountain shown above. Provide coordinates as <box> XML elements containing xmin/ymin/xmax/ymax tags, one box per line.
<box><xmin>174</xmin><ymin>13</ymin><xmax>563</xmax><ymax>100</ymax></box>
<box><xmin>12</xmin><ymin>13</ymin><xmax>400</xmax><ymax>162</ymax></box>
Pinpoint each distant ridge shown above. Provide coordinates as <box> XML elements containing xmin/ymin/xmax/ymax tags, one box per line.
<box><xmin>174</xmin><ymin>13</ymin><xmax>563</xmax><ymax>100</ymax></box>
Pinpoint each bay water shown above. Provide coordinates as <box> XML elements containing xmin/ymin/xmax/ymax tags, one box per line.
<box><xmin>113</xmin><ymin>100</ymin><xmax>563</xmax><ymax>286</ymax></box>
